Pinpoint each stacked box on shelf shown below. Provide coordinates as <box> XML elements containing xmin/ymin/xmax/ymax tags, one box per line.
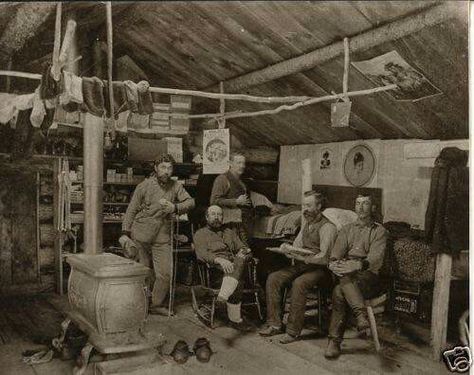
<box><xmin>170</xmin><ymin>95</ymin><xmax>191</xmax><ymax>134</ymax></box>
<box><xmin>150</xmin><ymin>102</ymin><xmax>171</xmax><ymax>133</ymax></box>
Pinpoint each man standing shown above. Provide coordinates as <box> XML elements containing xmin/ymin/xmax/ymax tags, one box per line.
<box><xmin>325</xmin><ymin>194</ymin><xmax>387</xmax><ymax>359</ymax></box>
<box><xmin>259</xmin><ymin>191</ymin><xmax>337</xmax><ymax>344</ymax></box>
<box><xmin>210</xmin><ymin>153</ymin><xmax>253</xmax><ymax>244</ymax></box>
<box><xmin>193</xmin><ymin>205</ymin><xmax>254</xmax><ymax>331</ymax></box>
<box><xmin>120</xmin><ymin>154</ymin><xmax>195</xmax><ymax>315</ymax></box>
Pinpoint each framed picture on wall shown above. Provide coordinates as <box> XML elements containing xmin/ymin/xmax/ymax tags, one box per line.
<box><xmin>343</xmin><ymin>144</ymin><xmax>376</xmax><ymax>186</ymax></box>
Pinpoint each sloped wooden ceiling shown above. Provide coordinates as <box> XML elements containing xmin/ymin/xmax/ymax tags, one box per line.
<box><xmin>2</xmin><ymin>1</ymin><xmax>469</xmax><ymax>147</ymax></box>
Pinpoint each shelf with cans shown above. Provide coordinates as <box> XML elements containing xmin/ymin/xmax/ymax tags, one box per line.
<box><xmin>56</xmin><ymin>156</ymin><xmax>201</xmax><ymax>294</ymax></box>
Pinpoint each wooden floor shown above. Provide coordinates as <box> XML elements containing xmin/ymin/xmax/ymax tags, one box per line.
<box><xmin>0</xmin><ymin>290</ymin><xmax>451</xmax><ymax>375</ymax></box>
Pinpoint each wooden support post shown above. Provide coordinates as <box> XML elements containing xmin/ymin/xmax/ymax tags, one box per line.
<box><xmin>105</xmin><ymin>2</ymin><xmax>115</xmax><ymax>137</ymax></box>
<box><xmin>51</xmin><ymin>2</ymin><xmax>62</xmax><ymax>81</ymax></box>
<box><xmin>342</xmin><ymin>37</ymin><xmax>350</xmax><ymax>102</ymax></box>
<box><xmin>218</xmin><ymin>81</ymin><xmax>226</xmax><ymax>129</ymax></box>
<box><xmin>5</xmin><ymin>58</ymin><xmax>12</xmax><ymax>92</ymax></box>
<box><xmin>431</xmin><ymin>253</ymin><xmax>453</xmax><ymax>360</ymax></box>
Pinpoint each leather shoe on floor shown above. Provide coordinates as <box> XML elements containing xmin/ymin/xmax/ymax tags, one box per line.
<box><xmin>279</xmin><ymin>334</ymin><xmax>299</xmax><ymax>344</ymax></box>
<box><xmin>324</xmin><ymin>339</ymin><xmax>341</xmax><ymax>359</ymax></box>
<box><xmin>258</xmin><ymin>325</ymin><xmax>284</xmax><ymax>337</ymax></box>
<box><xmin>170</xmin><ymin>340</ymin><xmax>193</xmax><ymax>364</ymax></box>
<box><xmin>228</xmin><ymin>319</ymin><xmax>255</xmax><ymax>332</ymax></box>
<box><xmin>193</xmin><ymin>337</ymin><xmax>213</xmax><ymax>363</ymax></box>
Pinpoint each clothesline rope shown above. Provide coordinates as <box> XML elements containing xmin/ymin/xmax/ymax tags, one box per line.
<box><xmin>0</xmin><ymin>70</ymin><xmax>397</xmax><ymax>122</ymax></box>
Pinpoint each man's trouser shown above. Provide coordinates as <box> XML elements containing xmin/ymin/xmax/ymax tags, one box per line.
<box><xmin>135</xmin><ymin>238</ymin><xmax>171</xmax><ymax>308</ymax></box>
<box><xmin>266</xmin><ymin>262</ymin><xmax>331</xmax><ymax>337</ymax></box>
<box><xmin>328</xmin><ymin>270</ymin><xmax>380</xmax><ymax>343</ymax></box>
<box><xmin>211</xmin><ymin>253</ymin><xmax>252</xmax><ymax>304</ymax></box>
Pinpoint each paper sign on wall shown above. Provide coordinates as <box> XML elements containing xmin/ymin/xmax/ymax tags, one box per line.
<box><xmin>203</xmin><ymin>128</ymin><xmax>230</xmax><ymax>174</ymax></box>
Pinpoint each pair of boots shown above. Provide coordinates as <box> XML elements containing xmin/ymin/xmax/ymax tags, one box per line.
<box><xmin>325</xmin><ymin>281</ymin><xmax>370</xmax><ymax>359</ymax></box>
<box><xmin>170</xmin><ymin>338</ymin><xmax>213</xmax><ymax>364</ymax></box>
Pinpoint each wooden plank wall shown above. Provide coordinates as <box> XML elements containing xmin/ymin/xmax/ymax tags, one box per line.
<box><xmin>0</xmin><ymin>170</ymin><xmax>38</xmax><ymax>286</ymax></box>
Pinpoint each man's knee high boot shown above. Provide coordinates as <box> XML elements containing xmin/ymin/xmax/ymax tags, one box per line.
<box><xmin>340</xmin><ymin>279</ymin><xmax>369</xmax><ymax>331</ymax></box>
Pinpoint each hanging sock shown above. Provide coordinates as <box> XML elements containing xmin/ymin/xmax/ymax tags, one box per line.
<box><xmin>137</xmin><ymin>80</ymin><xmax>153</xmax><ymax>115</ymax></box>
<box><xmin>30</xmin><ymin>87</ymin><xmax>47</xmax><ymax>128</ymax></box>
<box><xmin>123</xmin><ymin>80</ymin><xmax>139</xmax><ymax>112</ymax></box>
<box><xmin>80</xmin><ymin>77</ymin><xmax>105</xmax><ymax>117</ymax></box>
<box><xmin>226</xmin><ymin>302</ymin><xmax>242</xmax><ymax>323</ymax></box>
<box><xmin>217</xmin><ymin>276</ymin><xmax>239</xmax><ymax>302</ymax></box>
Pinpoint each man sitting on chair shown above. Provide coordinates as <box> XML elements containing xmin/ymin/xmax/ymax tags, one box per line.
<box><xmin>325</xmin><ymin>194</ymin><xmax>388</xmax><ymax>359</ymax></box>
<box><xmin>193</xmin><ymin>205</ymin><xmax>254</xmax><ymax>331</ymax></box>
<box><xmin>259</xmin><ymin>190</ymin><xmax>337</xmax><ymax>344</ymax></box>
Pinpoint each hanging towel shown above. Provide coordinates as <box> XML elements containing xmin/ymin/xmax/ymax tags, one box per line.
<box><xmin>0</xmin><ymin>93</ymin><xmax>35</xmax><ymax>124</ymax></box>
<box><xmin>80</xmin><ymin>77</ymin><xmax>105</xmax><ymax>117</ymax></box>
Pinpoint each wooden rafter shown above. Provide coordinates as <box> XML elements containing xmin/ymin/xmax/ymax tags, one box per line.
<box><xmin>204</xmin><ymin>2</ymin><xmax>463</xmax><ymax>93</ymax></box>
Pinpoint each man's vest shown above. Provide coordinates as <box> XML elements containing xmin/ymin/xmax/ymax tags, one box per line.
<box><xmin>302</xmin><ymin>215</ymin><xmax>330</xmax><ymax>254</ymax></box>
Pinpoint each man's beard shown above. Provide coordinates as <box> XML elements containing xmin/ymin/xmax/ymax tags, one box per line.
<box><xmin>303</xmin><ymin>210</ymin><xmax>318</xmax><ymax>219</ymax></box>
<box><xmin>157</xmin><ymin>174</ymin><xmax>170</xmax><ymax>184</ymax></box>
<box><xmin>209</xmin><ymin>220</ymin><xmax>222</xmax><ymax>228</ymax></box>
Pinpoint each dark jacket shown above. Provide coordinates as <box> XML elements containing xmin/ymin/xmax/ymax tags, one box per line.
<box><xmin>425</xmin><ymin>147</ymin><xmax>469</xmax><ymax>255</ymax></box>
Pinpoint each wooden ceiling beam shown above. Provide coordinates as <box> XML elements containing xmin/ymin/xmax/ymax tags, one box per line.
<box><xmin>204</xmin><ymin>2</ymin><xmax>464</xmax><ymax>93</ymax></box>
<box><xmin>0</xmin><ymin>3</ymin><xmax>56</xmax><ymax>64</ymax></box>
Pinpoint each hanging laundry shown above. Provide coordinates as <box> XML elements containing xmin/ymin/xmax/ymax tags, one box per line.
<box><xmin>30</xmin><ymin>87</ymin><xmax>47</xmax><ymax>128</ymax></box>
<box><xmin>40</xmin><ymin>64</ymin><xmax>60</xmax><ymax>100</ymax></box>
<box><xmin>115</xmin><ymin>110</ymin><xmax>129</xmax><ymax>132</ymax></box>
<box><xmin>59</xmin><ymin>71</ymin><xmax>83</xmax><ymax>106</ymax></box>
<box><xmin>128</xmin><ymin>112</ymin><xmax>150</xmax><ymax>130</ymax></box>
<box><xmin>103</xmin><ymin>81</ymin><xmax>128</xmax><ymax>118</ymax></box>
<box><xmin>136</xmin><ymin>80</ymin><xmax>153</xmax><ymax>115</ymax></box>
<box><xmin>425</xmin><ymin>147</ymin><xmax>469</xmax><ymax>255</ymax></box>
<box><xmin>123</xmin><ymin>80</ymin><xmax>139</xmax><ymax>112</ymax></box>
<box><xmin>0</xmin><ymin>93</ymin><xmax>35</xmax><ymax>124</ymax></box>
<box><xmin>80</xmin><ymin>77</ymin><xmax>105</xmax><ymax>117</ymax></box>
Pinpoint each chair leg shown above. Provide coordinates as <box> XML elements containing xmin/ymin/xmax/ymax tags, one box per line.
<box><xmin>367</xmin><ymin>305</ymin><xmax>381</xmax><ymax>352</ymax></box>
<box><xmin>210</xmin><ymin>296</ymin><xmax>216</xmax><ymax>329</ymax></box>
<box><xmin>191</xmin><ymin>286</ymin><xmax>199</xmax><ymax>313</ymax></box>
<box><xmin>317</xmin><ymin>289</ymin><xmax>323</xmax><ymax>331</ymax></box>
<box><xmin>255</xmin><ymin>291</ymin><xmax>263</xmax><ymax>321</ymax></box>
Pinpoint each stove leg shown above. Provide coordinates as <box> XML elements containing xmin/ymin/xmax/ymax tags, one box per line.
<box><xmin>73</xmin><ymin>342</ymin><xmax>94</xmax><ymax>375</ymax></box>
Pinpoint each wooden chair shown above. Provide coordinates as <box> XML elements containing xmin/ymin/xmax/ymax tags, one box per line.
<box><xmin>191</xmin><ymin>255</ymin><xmax>263</xmax><ymax>329</ymax></box>
<box><xmin>281</xmin><ymin>284</ymin><xmax>332</xmax><ymax>333</ymax></box>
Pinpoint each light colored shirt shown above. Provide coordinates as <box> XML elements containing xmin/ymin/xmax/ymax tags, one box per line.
<box><xmin>330</xmin><ymin>220</ymin><xmax>388</xmax><ymax>274</ymax></box>
<box><xmin>122</xmin><ymin>176</ymin><xmax>194</xmax><ymax>233</ymax></box>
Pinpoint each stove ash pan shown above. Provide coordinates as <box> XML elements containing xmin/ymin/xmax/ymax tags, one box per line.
<box><xmin>66</xmin><ymin>253</ymin><xmax>150</xmax><ymax>337</ymax></box>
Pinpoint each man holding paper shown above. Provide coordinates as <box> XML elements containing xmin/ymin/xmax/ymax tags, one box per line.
<box><xmin>259</xmin><ymin>190</ymin><xmax>337</xmax><ymax>344</ymax></box>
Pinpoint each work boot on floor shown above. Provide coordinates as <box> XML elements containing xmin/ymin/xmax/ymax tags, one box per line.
<box><xmin>324</xmin><ymin>339</ymin><xmax>341</xmax><ymax>359</ymax></box>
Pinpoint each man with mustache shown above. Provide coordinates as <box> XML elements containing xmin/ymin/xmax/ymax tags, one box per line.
<box><xmin>193</xmin><ymin>205</ymin><xmax>254</xmax><ymax>331</ymax></box>
<box><xmin>210</xmin><ymin>153</ymin><xmax>253</xmax><ymax>244</ymax></box>
<box><xmin>120</xmin><ymin>154</ymin><xmax>195</xmax><ymax>315</ymax></box>
<box><xmin>259</xmin><ymin>190</ymin><xmax>337</xmax><ymax>344</ymax></box>
<box><xmin>325</xmin><ymin>194</ymin><xmax>387</xmax><ymax>359</ymax></box>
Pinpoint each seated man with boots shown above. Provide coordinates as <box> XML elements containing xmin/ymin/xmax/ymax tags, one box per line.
<box><xmin>259</xmin><ymin>190</ymin><xmax>337</xmax><ymax>344</ymax></box>
<box><xmin>193</xmin><ymin>205</ymin><xmax>254</xmax><ymax>331</ymax></box>
<box><xmin>325</xmin><ymin>194</ymin><xmax>388</xmax><ymax>359</ymax></box>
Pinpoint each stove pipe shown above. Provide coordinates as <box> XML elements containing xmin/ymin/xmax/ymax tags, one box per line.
<box><xmin>83</xmin><ymin>113</ymin><xmax>103</xmax><ymax>254</ymax></box>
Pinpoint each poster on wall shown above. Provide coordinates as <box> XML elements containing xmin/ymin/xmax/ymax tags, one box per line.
<box><xmin>351</xmin><ymin>50</ymin><xmax>442</xmax><ymax>102</ymax></box>
<box><xmin>319</xmin><ymin>148</ymin><xmax>333</xmax><ymax>170</ymax></box>
<box><xmin>203</xmin><ymin>128</ymin><xmax>230</xmax><ymax>175</ymax></box>
<box><xmin>343</xmin><ymin>144</ymin><xmax>376</xmax><ymax>187</ymax></box>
